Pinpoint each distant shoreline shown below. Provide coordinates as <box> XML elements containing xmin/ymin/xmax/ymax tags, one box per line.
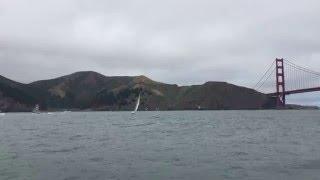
<box><xmin>1</xmin><ymin>107</ymin><xmax>319</xmax><ymax>113</ymax></box>
<box><xmin>1</xmin><ymin>71</ymin><xmax>318</xmax><ymax>112</ymax></box>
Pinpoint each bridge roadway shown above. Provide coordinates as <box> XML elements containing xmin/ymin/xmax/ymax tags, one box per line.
<box><xmin>268</xmin><ymin>87</ymin><xmax>320</xmax><ymax>96</ymax></box>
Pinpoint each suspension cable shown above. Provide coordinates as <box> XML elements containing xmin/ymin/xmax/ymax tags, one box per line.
<box><xmin>255</xmin><ymin>67</ymin><xmax>276</xmax><ymax>91</ymax></box>
<box><xmin>252</xmin><ymin>60</ymin><xmax>275</xmax><ymax>89</ymax></box>
<box><xmin>284</xmin><ymin>59</ymin><xmax>320</xmax><ymax>77</ymax></box>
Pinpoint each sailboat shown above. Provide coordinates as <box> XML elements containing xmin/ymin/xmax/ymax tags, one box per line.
<box><xmin>131</xmin><ymin>94</ymin><xmax>140</xmax><ymax>114</ymax></box>
<box><xmin>32</xmin><ymin>104</ymin><xmax>40</xmax><ymax>114</ymax></box>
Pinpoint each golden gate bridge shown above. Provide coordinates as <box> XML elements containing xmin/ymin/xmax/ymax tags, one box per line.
<box><xmin>253</xmin><ymin>58</ymin><xmax>320</xmax><ymax>108</ymax></box>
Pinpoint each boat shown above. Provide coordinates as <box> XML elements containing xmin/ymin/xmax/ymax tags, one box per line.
<box><xmin>0</xmin><ymin>111</ymin><xmax>5</xmax><ymax>116</ymax></box>
<box><xmin>61</xmin><ymin>110</ymin><xmax>71</xmax><ymax>114</ymax></box>
<box><xmin>131</xmin><ymin>94</ymin><xmax>141</xmax><ymax>114</ymax></box>
<box><xmin>32</xmin><ymin>104</ymin><xmax>40</xmax><ymax>114</ymax></box>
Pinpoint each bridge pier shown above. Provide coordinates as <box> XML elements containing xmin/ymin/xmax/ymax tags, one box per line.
<box><xmin>276</xmin><ymin>58</ymin><xmax>286</xmax><ymax>107</ymax></box>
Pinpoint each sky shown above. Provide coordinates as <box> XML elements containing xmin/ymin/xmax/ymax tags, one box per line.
<box><xmin>0</xmin><ymin>0</ymin><xmax>320</xmax><ymax>105</ymax></box>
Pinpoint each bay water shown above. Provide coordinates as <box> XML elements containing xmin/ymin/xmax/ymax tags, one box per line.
<box><xmin>1</xmin><ymin>111</ymin><xmax>320</xmax><ymax>180</ymax></box>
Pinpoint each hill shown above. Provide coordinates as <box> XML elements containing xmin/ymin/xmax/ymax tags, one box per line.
<box><xmin>0</xmin><ymin>72</ymin><xmax>272</xmax><ymax>112</ymax></box>
<box><xmin>0</xmin><ymin>75</ymin><xmax>42</xmax><ymax>111</ymax></box>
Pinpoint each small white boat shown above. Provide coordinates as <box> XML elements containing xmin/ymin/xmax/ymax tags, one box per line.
<box><xmin>131</xmin><ymin>94</ymin><xmax>140</xmax><ymax>114</ymax></box>
<box><xmin>61</xmin><ymin>110</ymin><xmax>71</xmax><ymax>114</ymax></box>
<box><xmin>32</xmin><ymin>104</ymin><xmax>41</xmax><ymax>114</ymax></box>
<box><xmin>0</xmin><ymin>113</ymin><xmax>5</xmax><ymax>116</ymax></box>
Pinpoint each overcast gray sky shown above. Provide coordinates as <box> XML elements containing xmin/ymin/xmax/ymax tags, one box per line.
<box><xmin>0</xmin><ymin>0</ymin><xmax>320</xmax><ymax>105</ymax></box>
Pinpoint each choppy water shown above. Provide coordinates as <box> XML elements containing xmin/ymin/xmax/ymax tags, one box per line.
<box><xmin>1</xmin><ymin>111</ymin><xmax>320</xmax><ymax>180</ymax></box>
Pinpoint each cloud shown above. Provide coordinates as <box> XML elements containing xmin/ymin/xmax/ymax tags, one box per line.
<box><xmin>0</xmin><ymin>0</ymin><xmax>320</xmax><ymax>105</ymax></box>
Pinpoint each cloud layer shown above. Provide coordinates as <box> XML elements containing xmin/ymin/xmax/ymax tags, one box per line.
<box><xmin>1</xmin><ymin>0</ymin><xmax>320</xmax><ymax>104</ymax></box>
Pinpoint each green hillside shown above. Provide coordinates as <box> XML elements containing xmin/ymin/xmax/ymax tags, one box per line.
<box><xmin>0</xmin><ymin>72</ymin><xmax>272</xmax><ymax>112</ymax></box>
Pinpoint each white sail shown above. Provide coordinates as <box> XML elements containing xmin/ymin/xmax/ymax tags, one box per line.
<box><xmin>134</xmin><ymin>94</ymin><xmax>140</xmax><ymax>112</ymax></box>
<box><xmin>132</xmin><ymin>94</ymin><xmax>140</xmax><ymax>114</ymax></box>
<box><xmin>33</xmin><ymin>104</ymin><xmax>40</xmax><ymax>114</ymax></box>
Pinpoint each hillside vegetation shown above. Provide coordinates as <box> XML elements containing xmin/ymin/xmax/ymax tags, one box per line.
<box><xmin>0</xmin><ymin>72</ymin><xmax>272</xmax><ymax>112</ymax></box>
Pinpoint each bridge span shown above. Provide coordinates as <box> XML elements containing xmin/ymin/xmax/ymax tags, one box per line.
<box><xmin>253</xmin><ymin>58</ymin><xmax>320</xmax><ymax>107</ymax></box>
